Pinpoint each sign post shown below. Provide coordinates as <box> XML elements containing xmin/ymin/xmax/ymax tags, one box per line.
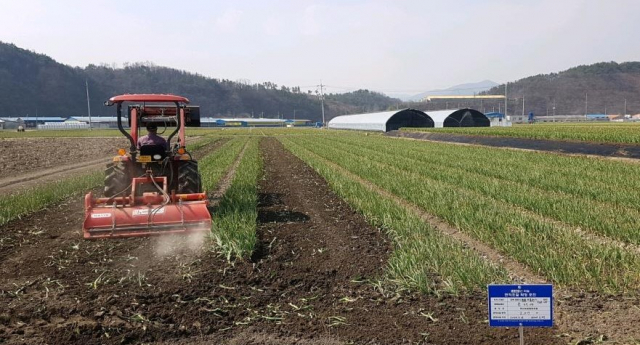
<box><xmin>488</xmin><ymin>284</ymin><xmax>553</xmax><ymax>345</ymax></box>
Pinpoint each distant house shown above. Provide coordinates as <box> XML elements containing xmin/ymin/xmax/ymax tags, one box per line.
<box><xmin>607</xmin><ymin>114</ymin><xmax>621</xmax><ymax>120</ymax></box>
<box><xmin>484</xmin><ymin>112</ymin><xmax>505</xmax><ymax>119</ymax></box>
<box><xmin>586</xmin><ymin>114</ymin><xmax>609</xmax><ymax>121</ymax></box>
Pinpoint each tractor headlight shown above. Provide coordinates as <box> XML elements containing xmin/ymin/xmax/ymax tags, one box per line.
<box><xmin>153</xmin><ymin>154</ymin><xmax>162</xmax><ymax>160</ymax></box>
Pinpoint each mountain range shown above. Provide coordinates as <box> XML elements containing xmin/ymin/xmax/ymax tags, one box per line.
<box><xmin>402</xmin><ymin>80</ymin><xmax>499</xmax><ymax>101</ymax></box>
<box><xmin>481</xmin><ymin>62</ymin><xmax>640</xmax><ymax>116</ymax></box>
<box><xmin>0</xmin><ymin>42</ymin><xmax>399</xmax><ymax>121</ymax></box>
<box><xmin>1</xmin><ymin>41</ymin><xmax>639</xmax><ymax>119</ymax></box>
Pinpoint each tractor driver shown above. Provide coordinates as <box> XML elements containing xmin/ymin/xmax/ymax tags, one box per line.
<box><xmin>137</xmin><ymin>124</ymin><xmax>168</xmax><ymax>150</ymax></box>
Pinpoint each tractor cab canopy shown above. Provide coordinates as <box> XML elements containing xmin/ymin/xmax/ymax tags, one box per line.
<box><xmin>106</xmin><ymin>94</ymin><xmax>190</xmax><ymax>105</ymax></box>
<box><xmin>105</xmin><ymin>94</ymin><xmax>201</xmax><ymax>153</ymax></box>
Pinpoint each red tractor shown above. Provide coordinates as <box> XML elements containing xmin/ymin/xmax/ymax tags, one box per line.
<box><xmin>82</xmin><ymin>94</ymin><xmax>211</xmax><ymax>239</ymax></box>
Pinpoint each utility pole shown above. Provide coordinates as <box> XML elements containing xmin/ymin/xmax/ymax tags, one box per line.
<box><xmin>624</xmin><ymin>99</ymin><xmax>627</xmax><ymax>117</ymax></box>
<box><xmin>317</xmin><ymin>81</ymin><xmax>325</xmax><ymax>126</ymax></box>
<box><xmin>522</xmin><ymin>96</ymin><xmax>525</xmax><ymax>116</ymax></box>
<box><xmin>86</xmin><ymin>80</ymin><xmax>92</xmax><ymax>131</ymax></box>
<box><xmin>553</xmin><ymin>99</ymin><xmax>556</xmax><ymax>116</ymax></box>
<box><xmin>35</xmin><ymin>108</ymin><xmax>38</xmax><ymax>130</ymax></box>
<box><xmin>293</xmin><ymin>109</ymin><xmax>297</xmax><ymax>120</ymax></box>
<box><xmin>504</xmin><ymin>82</ymin><xmax>508</xmax><ymax>118</ymax></box>
<box><xmin>585</xmin><ymin>93</ymin><xmax>588</xmax><ymax>118</ymax></box>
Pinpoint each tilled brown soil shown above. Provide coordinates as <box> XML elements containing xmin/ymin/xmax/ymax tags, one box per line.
<box><xmin>0</xmin><ymin>138</ymin><xmax>130</xmax><ymax>177</ymax></box>
<box><xmin>0</xmin><ymin>138</ymin><xmax>563</xmax><ymax>344</ymax></box>
<box><xmin>0</xmin><ymin>137</ymin><xmax>221</xmax><ymax>196</ymax></box>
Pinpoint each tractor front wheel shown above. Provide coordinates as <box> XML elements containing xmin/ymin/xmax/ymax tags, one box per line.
<box><xmin>104</xmin><ymin>162</ymin><xmax>131</xmax><ymax>197</ymax></box>
<box><xmin>178</xmin><ymin>160</ymin><xmax>202</xmax><ymax>194</ymax></box>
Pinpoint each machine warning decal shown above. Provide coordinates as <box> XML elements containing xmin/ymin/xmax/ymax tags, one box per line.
<box><xmin>91</xmin><ymin>213</ymin><xmax>112</xmax><ymax>219</ymax></box>
<box><xmin>133</xmin><ymin>208</ymin><xmax>166</xmax><ymax>216</ymax></box>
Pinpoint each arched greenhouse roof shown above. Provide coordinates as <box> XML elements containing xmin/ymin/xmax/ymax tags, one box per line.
<box><xmin>327</xmin><ymin>108</ymin><xmax>434</xmax><ymax>132</ymax></box>
<box><xmin>427</xmin><ymin>108</ymin><xmax>490</xmax><ymax>127</ymax></box>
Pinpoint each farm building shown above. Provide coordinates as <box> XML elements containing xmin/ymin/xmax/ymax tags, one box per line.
<box><xmin>427</xmin><ymin>109</ymin><xmax>491</xmax><ymax>128</ymax></box>
<box><xmin>0</xmin><ymin>117</ymin><xmax>66</xmax><ymax>128</ymax></box>
<box><xmin>37</xmin><ymin>122</ymin><xmax>90</xmax><ymax>130</ymax></box>
<box><xmin>0</xmin><ymin>118</ymin><xmax>25</xmax><ymax>130</ymax></box>
<box><xmin>586</xmin><ymin>114</ymin><xmax>609</xmax><ymax>121</ymax></box>
<box><xmin>328</xmin><ymin>109</ymin><xmax>434</xmax><ymax>132</ymax></box>
<box><xmin>483</xmin><ymin>112</ymin><xmax>512</xmax><ymax>127</ymax></box>
<box><xmin>201</xmin><ymin>118</ymin><xmax>313</xmax><ymax>127</ymax></box>
<box><xmin>74</xmin><ymin>117</ymin><xmax>120</xmax><ymax>129</ymax></box>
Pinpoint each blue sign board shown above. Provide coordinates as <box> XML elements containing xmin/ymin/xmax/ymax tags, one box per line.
<box><xmin>488</xmin><ymin>284</ymin><xmax>553</xmax><ymax>327</ymax></box>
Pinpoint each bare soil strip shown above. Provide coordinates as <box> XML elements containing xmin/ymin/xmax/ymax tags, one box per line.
<box><xmin>0</xmin><ymin>137</ymin><xmax>224</xmax><ymax>196</ymax></box>
<box><xmin>0</xmin><ymin>137</ymin><xmax>128</xmax><ymax>177</ymax></box>
<box><xmin>0</xmin><ymin>137</ymin><xmax>562</xmax><ymax>344</ymax></box>
<box><xmin>0</xmin><ymin>157</ymin><xmax>108</xmax><ymax>195</ymax></box>
<box><xmin>388</xmin><ymin>130</ymin><xmax>640</xmax><ymax>160</ymax></box>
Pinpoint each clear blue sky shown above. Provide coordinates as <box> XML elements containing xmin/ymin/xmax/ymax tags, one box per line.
<box><xmin>1</xmin><ymin>0</ymin><xmax>639</xmax><ymax>96</ymax></box>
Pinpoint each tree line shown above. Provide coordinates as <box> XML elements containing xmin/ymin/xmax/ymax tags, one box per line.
<box><xmin>0</xmin><ymin>42</ymin><xmax>400</xmax><ymax>121</ymax></box>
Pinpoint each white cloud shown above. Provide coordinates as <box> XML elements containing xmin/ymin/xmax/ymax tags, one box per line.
<box><xmin>215</xmin><ymin>8</ymin><xmax>243</xmax><ymax>33</ymax></box>
<box><xmin>301</xmin><ymin>4</ymin><xmax>322</xmax><ymax>35</ymax></box>
<box><xmin>264</xmin><ymin>16</ymin><xmax>284</xmax><ymax>36</ymax></box>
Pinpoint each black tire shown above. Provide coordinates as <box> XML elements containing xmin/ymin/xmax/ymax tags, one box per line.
<box><xmin>178</xmin><ymin>160</ymin><xmax>202</xmax><ymax>194</ymax></box>
<box><xmin>104</xmin><ymin>162</ymin><xmax>130</xmax><ymax>197</ymax></box>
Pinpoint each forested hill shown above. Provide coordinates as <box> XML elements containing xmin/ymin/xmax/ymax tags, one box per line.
<box><xmin>0</xmin><ymin>42</ymin><xmax>400</xmax><ymax>121</ymax></box>
<box><xmin>482</xmin><ymin>62</ymin><xmax>640</xmax><ymax>116</ymax></box>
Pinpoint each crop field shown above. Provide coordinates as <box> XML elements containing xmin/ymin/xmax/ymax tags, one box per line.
<box><xmin>403</xmin><ymin>122</ymin><xmax>640</xmax><ymax>145</ymax></box>
<box><xmin>2</xmin><ymin>128</ymin><xmax>640</xmax><ymax>344</ymax></box>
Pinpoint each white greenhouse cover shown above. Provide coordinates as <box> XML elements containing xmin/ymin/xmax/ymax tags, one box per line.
<box><xmin>328</xmin><ymin>109</ymin><xmax>410</xmax><ymax>132</ymax></box>
<box><xmin>425</xmin><ymin>109</ymin><xmax>490</xmax><ymax>128</ymax></box>
<box><xmin>426</xmin><ymin>109</ymin><xmax>459</xmax><ymax>128</ymax></box>
<box><xmin>74</xmin><ymin>117</ymin><xmax>119</xmax><ymax>123</ymax></box>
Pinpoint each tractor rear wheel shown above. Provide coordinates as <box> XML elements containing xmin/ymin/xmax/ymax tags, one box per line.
<box><xmin>178</xmin><ymin>160</ymin><xmax>202</xmax><ymax>194</ymax></box>
<box><xmin>104</xmin><ymin>162</ymin><xmax>130</xmax><ymax>197</ymax></box>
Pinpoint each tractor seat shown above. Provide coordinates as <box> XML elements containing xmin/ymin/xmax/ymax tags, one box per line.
<box><xmin>139</xmin><ymin>144</ymin><xmax>168</xmax><ymax>161</ymax></box>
